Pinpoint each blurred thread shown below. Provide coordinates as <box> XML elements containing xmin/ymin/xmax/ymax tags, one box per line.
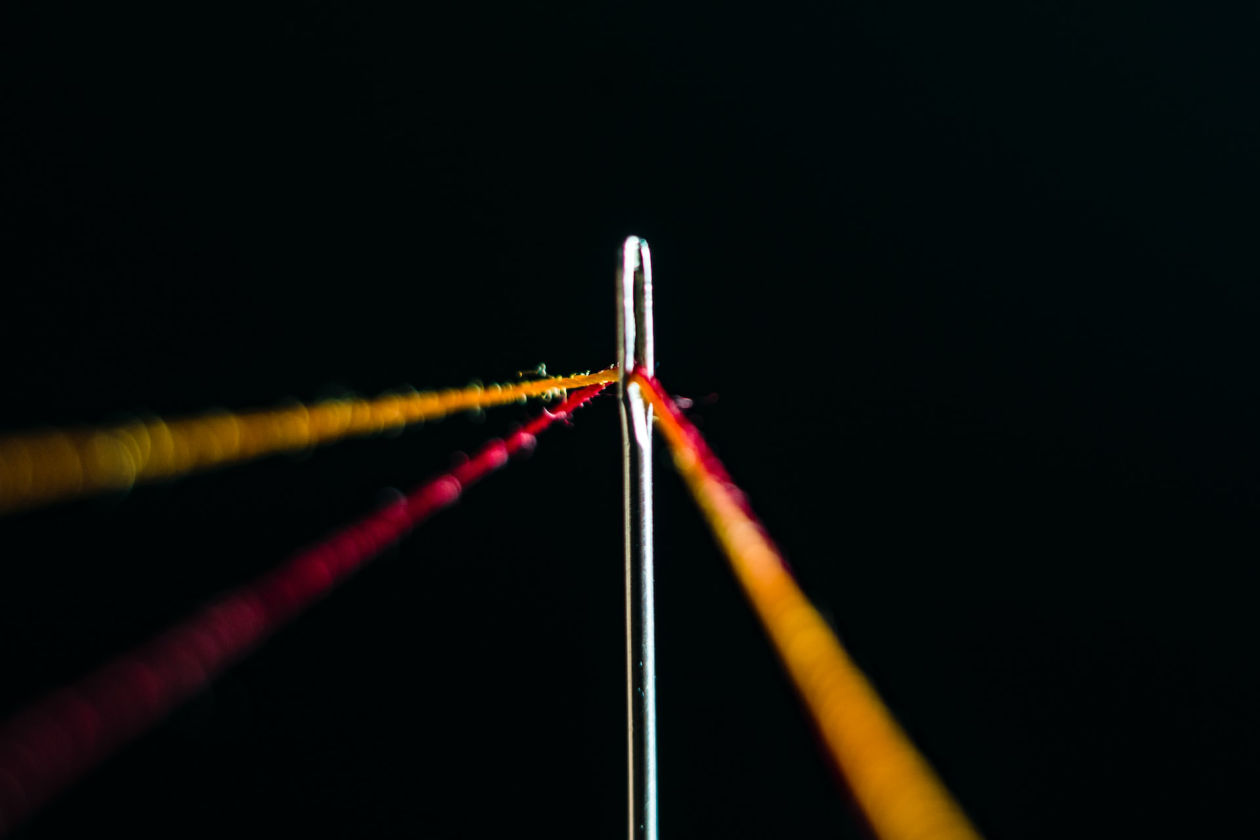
<box><xmin>632</xmin><ymin>372</ymin><xmax>980</xmax><ymax>840</ymax></box>
<box><xmin>0</xmin><ymin>368</ymin><xmax>616</xmax><ymax>514</ymax></box>
<box><xmin>0</xmin><ymin>383</ymin><xmax>610</xmax><ymax>835</ymax></box>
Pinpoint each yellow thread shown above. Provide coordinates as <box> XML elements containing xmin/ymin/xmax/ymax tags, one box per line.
<box><xmin>0</xmin><ymin>368</ymin><xmax>617</xmax><ymax>513</ymax></box>
<box><xmin>635</xmin><ymin>372</ymin><xmax>981</xmax><ymax>840</ymax></box>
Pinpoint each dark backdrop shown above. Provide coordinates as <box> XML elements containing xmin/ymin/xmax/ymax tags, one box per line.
<box><xmin>2</xmin><ymin>3</ymin><xmax>1257</xmax><ymax>837</ymax></box>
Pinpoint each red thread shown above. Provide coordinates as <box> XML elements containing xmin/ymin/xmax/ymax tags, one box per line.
<box><xmin>0</xmin><ymin>383</ymin><xmax>608</xmax><ymax>835</ymax></box>
<box><xmin>633</xmin><ymin>374</ymin><xmax>784</xmax><ymax>560</ymax></box>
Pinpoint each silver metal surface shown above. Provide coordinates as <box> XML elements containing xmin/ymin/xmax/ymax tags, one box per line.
<box><xmin>618</xmin><ymin>236</ymin><xmax>657</xmax><ymax>840</ymax></box>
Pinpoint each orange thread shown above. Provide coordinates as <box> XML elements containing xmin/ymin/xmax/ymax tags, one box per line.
<box><xmin>632</xmin><ymin>371</ymin><xmax>980</xmax><ymax>840</ymax></box>
<box><xmin>0</xmin><ymin>368</ymin><xmax>616</xmax><ymax>513</ymax></box>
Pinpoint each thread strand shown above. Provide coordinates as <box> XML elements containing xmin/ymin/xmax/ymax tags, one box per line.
<box><xmin>0</xmin><ymin>369</ymin><xmax>616</xmax><ymax>514</ymax></box>
<box><xmin>632</xmin><ymin>371</ymin><xmax>980</xmax><ymax>840</ymax></box>
<box><xmin>0</xmin><ymin>382</ymin><xmax>610</xmax><ymax>835</ymax></box>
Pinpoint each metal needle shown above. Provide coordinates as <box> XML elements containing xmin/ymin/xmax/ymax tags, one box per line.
<box><xmin>618</xmin><ymin>236</ymin><xmax>657</xmax><ymax>840</ymax></box>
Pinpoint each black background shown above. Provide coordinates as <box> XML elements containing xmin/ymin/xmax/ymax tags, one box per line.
<box><xmin>2</xmin><ymin>2</ymin><xmax>1258</xmax><ymax>837</ymax></box>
